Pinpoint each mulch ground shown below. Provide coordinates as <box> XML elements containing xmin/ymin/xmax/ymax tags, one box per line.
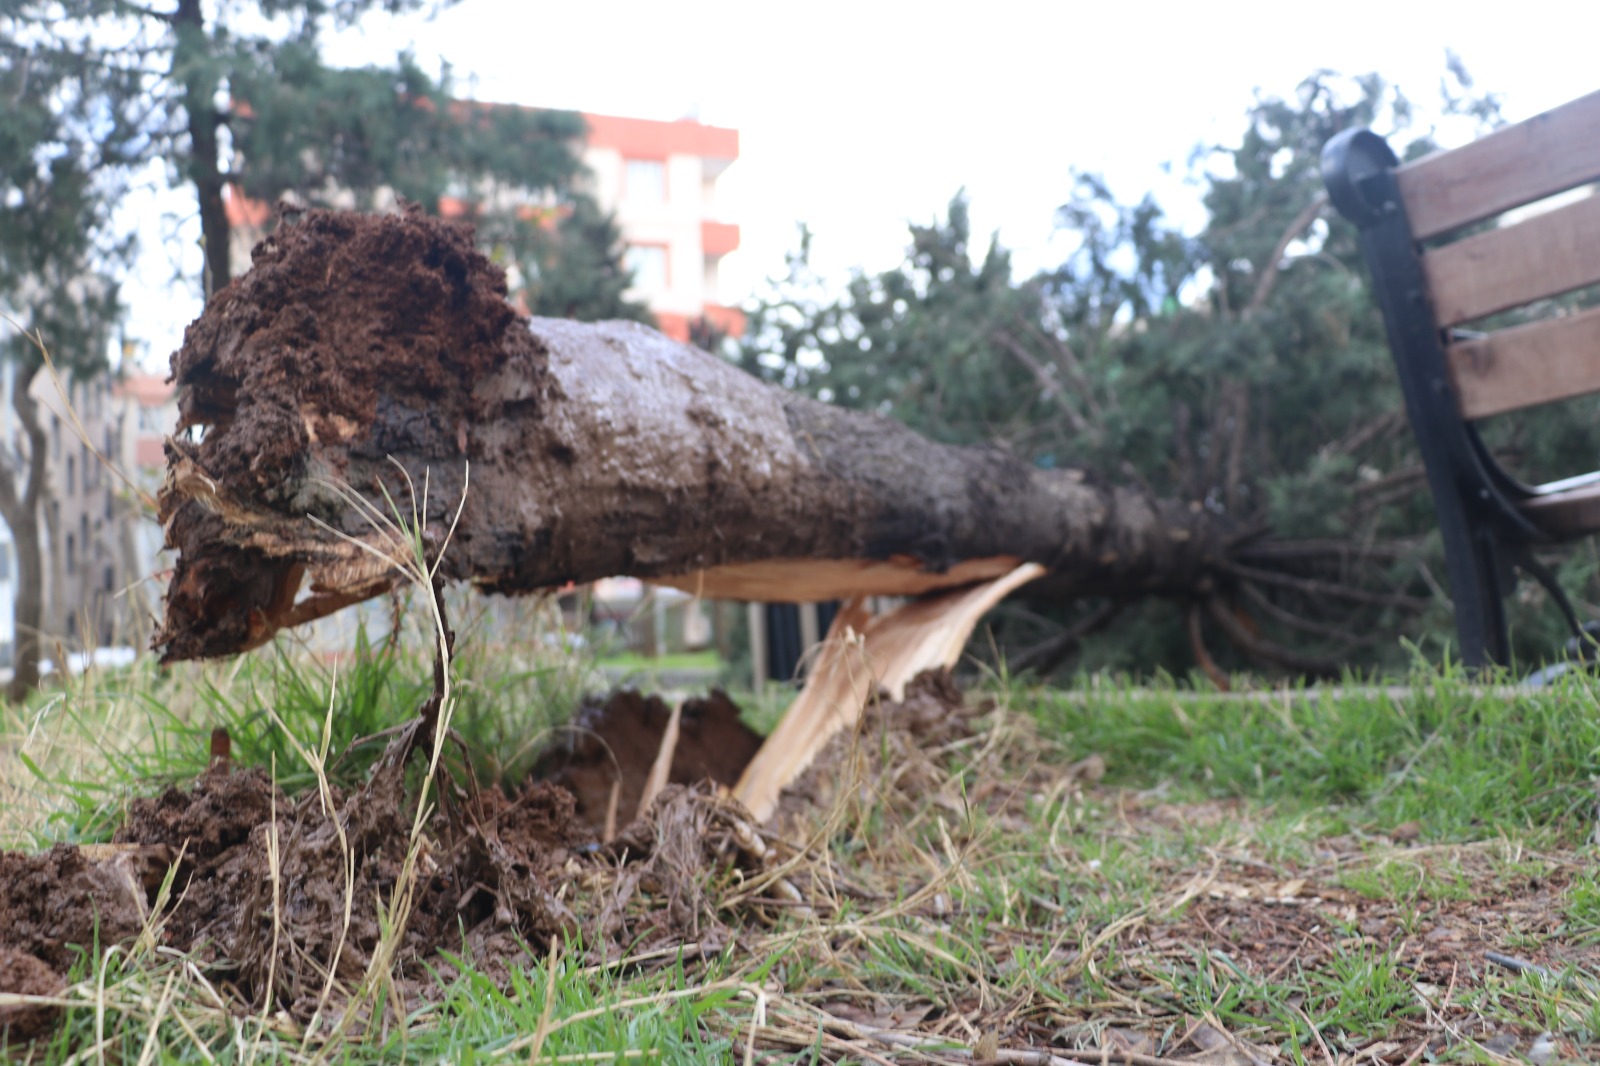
<box><xmin>2</xmin><ymin>674</ymin><xmax>1596</xmax><ymax>1062</ymax></box>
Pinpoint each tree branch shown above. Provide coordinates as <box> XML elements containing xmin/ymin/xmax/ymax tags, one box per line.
<box><xmin>1186</xmin><ymin>600</ymin><xmax>1230</xmax><ymax>690</ymax></box>
<box><xmin>1242</xmin><ymin>192</ymin><xmax>1327</xmax><ymax>322</ymax></box>
<box><xmin>1012</xmin><ymin>311</ymin><xmax>1104</xmax><ymax>423</ymax></box>
<box><xmin>992</xmin><ymin>330</ymin><xmax>1089</xmax><ymax>434</ymax></box>
<box><xmin>1009</xmin><ymin>600</ymin><xmax>1124</xmax><ymax>676</ymax></box>
<box><xmin>1220</xmin><ymin>561</ymin><xmax>1432</xmax><ymax>611</ymax></box>
<box><xmin>1325</xmin><ymin>409</ymin><xmax>1406</xmax><ymax>459</ymax></box>
<box><xmin>1236</xmin><ymin>580</ymin><xmax>1375</xmax><ymax>646</ymax></box>
<box><xmin>1205</xmin><ymin>594</ymin><xmax>1341</xmax><ymax>677</ymax></box>
<box><xmin>109</xmin><ymin>0</ymin><xmax>176</xmax><ymax>22</ymax></box>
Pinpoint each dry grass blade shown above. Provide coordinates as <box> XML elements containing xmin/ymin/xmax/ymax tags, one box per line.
<box><xmin>635</xmin><ymin>701</ymin><xmax>684</xmax><ymax>821</ymax></box>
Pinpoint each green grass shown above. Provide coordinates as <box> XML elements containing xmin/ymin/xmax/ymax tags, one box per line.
<box><xmin>8</xmin><ymin>646</ymin><xmax>1600</xmax><ymax>1062</ymax></box>
<box><xmin>595</xmin><ymin>649</ymin><xmax>721</xmax><ymax>674</ymax></box>
<box><xmin>1030</xmin><ymin>668</ymin><xmax>1600</xmax><ymax>843</ymax></box>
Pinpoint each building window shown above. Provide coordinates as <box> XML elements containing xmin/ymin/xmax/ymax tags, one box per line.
<box><xmin>65</xmin><ymin>455</ymin><xmax>75</xmax><ymax>496</ymax></box>
<box><xmin>80</xmin><ymin>515</ymin><xmax>88</xmax><ymax>558</ymax></box>
<box><xmin>105</xmin><ymin>488</ymin><xmax>114</xmax><ymax>521</ymax></box>
<box><xmin>52</xmin><ymin>414</ymin><xmax>60</xmax><ymax>458</ymax></box>
<box><xmin>0</xmin><ymin>544</ymin><xmax>10</xmax><ymax>582</ymax></box>
<box><xmin>625</xmin><ymin>159</ymin><xmax>666</xmax><ymax>204</ymax></box>
<box><xmin>625</xmin><ymin>245</ymin><xmax>668</xmax><ymax>295</ymax></box>
<box><xmin>104</xmin><ymin>565</ymin><xmax>114</xmax><ymax>593</ymax></box>
<box><xmin>65</xmin><ymin>533</ymin><xmax>75</xmax><ymax>574</ymax></box>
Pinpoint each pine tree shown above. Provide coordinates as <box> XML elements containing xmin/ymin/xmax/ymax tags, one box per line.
<box><xmin>0</xmin><ymin>27</ymin><xmax>134</xmax><ymax>699</ymax></box>
<box><xmin>742</xmin><ymin>71</ymin><xmax>1600</xmax><ymax>677</ymax></box>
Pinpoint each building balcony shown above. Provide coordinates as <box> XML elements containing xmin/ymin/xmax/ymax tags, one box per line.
<box><xmin>701</xmin><ymin>220</ymin><xmax>740</xmax><ymax>258</ymax></box>
<box><xmin>657</xmin><ymin>303</ymin><xmax>746</xmax><ymax>344</ymax></box>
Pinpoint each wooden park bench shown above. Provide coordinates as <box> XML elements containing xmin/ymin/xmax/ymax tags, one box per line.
<box><xmin>1322</xmin><ymin>90</ymin><xmax>1600</xmax><ymax>667</ymax></box>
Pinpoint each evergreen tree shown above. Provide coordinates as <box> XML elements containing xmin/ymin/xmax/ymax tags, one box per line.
<box><xmin>742</xmin><ymin>71</ymin><xmax>1600</xmax><ymax>677</ymax></box>
<box><xmin>0</xmin><ymin>0</ymin><xmax>640</xmax><ymax>696</ymax></box>
<box><xmin>0</xmin><ymin>28</ymin><xmax>134</xmax><ymax>699</ymax></box>
<box><xmin>490</xmin><ymin>197</ymin><xmax>652</xmax><ymax>325</ymax></box>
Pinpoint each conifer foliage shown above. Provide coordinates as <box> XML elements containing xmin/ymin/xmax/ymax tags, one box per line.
<box><xmin>742</xmin><ymin>71</ymin><xmax>1600</xmax><ymax>676</ymax></box>
<box><xmin>0</xmin><ymin>0</ymin><xmax>642</xmax><ymax>697</ymax></box>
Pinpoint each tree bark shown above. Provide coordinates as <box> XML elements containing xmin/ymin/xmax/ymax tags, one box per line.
<box><xmin>0</xmin><ymin>363</ymin><xmax>52</xmax><ymax>700</ymax></box>
<box><xmin>155</xmin><ymin>209</ymin><xmax>1240</xmax><ymax>663</ymax></box>
<box><xmin>174</xmin><ymin>0</ymin><xmax>231</xmax><ymax>297</ymax></box>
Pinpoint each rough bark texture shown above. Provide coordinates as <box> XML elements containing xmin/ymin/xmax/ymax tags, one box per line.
<box><xmin>0</xmin><ymin>363</ymin><xmax>49</xmax><ymax>700</ymax></box>
<box><xmin>156</xmin><ymin>208</ymin><xmax>1235</xmax><ymax>663</ymax></box>
<box><xmin>175</xmin><ymin>0</ymin><xmax>231</xmax><ymax>297</ymax></box>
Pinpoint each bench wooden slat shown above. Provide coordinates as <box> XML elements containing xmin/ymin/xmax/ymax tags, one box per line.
<box><xmin>1395</xmin><ymin>90</ymin><xmax>1600</xmax><ymax>239</ymax></box>
<box><xmin>1522</xmin><ymin>480</ymin><xmax>1600</xmax><ymax>538</ymax></box>
<box><xmin>1446</xmin><ymin>304</ymin><xmax>1600</xmax><ymax>418</ymax></box>
<box><xmin>1424</xmin><ymin>191</ymin><xmax>1600</xmax><ymax>327</ymax></box>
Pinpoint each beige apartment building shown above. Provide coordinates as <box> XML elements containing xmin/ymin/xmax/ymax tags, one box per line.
<box><xmin>0</xmin><ymin>363</ymin><xmax>174</xmax><ymax>665</ymax></box>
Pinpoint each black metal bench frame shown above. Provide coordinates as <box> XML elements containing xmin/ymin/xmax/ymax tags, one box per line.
<box><xmin>1322</xmin><ymin>94</ymin><xmax>1600</xmax><ymax>668</ymax></box>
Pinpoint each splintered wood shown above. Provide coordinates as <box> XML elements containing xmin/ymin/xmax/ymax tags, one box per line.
<box><xmin>732</xmin><ymin>562</ymin><xmax>1046</xmax><ymax>822</ymax></box>
<box><xmin>633</xmin><ymin>700</ymin><xmax>684</xmax><ymax>826</ymax></box>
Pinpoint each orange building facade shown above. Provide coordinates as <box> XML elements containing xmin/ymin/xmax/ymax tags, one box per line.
<box><xmin>577</xmin><ymin>112</ymin><xmax>743</xmax><ymax>341</ymax></box>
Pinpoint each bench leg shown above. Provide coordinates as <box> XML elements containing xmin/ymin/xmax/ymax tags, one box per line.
<box><xmin>1438</xmin><ymin>512</ymin><xmax>1512</xmax><ymax>668</ymax></box>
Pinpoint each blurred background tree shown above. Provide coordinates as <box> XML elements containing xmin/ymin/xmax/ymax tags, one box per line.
<box><xmin>0</xmin><ymin>30</ymin><xmax>135</xmax><ymax>699</ymax></box>
<box><xmin>0</xmin><ymin>0</ymin><xmax>643</xmax><ymax>698</ymax></box>
<box><xmin>739</xmin><ymin>69</ymin><xmax>1600</xmax><ymax>680</ymax></box>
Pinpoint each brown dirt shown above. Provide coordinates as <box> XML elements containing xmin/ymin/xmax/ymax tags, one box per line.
<box><xmin>775</xmin><ymin>668</ymin><xmax>986</xmax><ymax>830</ymax></box>
<box><xmin>0</xmin><ymin>843</ymin><xmax>153</xmax><ymax>973</ymax></box>
<box><xmin>0</xmin><ymin>947</ymin><xmax>64</xmax><ymax>1043</ymax></box>
<box><xmin>531</xmin><ymin>688</ymin><xmax>765</xmax><ymax>835</ymax></box>
<box><xmin>0</xmin><ymin>682</ymin><xmax>793</xmax><ymax>1038</ymax></box>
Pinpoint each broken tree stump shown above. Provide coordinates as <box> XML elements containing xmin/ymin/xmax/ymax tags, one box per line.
<box><xmin>156</xmin><ymin>207</ymin><xmax>1235</xmax><ymax>663</ymax></box>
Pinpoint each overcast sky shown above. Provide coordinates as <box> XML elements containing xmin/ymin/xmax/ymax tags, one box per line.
<box><xmin>124</xmin><ymin>0</ymin><xmax>1600</xmax><ymax>364</ymax></box>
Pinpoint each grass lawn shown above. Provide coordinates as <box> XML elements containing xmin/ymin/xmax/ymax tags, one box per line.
<box><xmin>4</xmin><ymin>639</ymin><xmax>1600</xmax><ymax>1063</ymax></box>
<box><xmin>595</xmin><ymin>649</ymin><xmax>723</xmax><ymax>674</ymax></box>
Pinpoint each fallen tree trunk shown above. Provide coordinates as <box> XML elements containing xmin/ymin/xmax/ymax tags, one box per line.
<box><xmin>158</xmin><ymin>207</ymin><xmax>1241</xmax><ymax>662</ymax></box>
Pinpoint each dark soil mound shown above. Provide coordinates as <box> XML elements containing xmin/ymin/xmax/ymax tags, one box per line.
<box><xmin>0</xmin><ymin>672</ymin><xmax>970</xmax><ymax>1042</ymax></box>
<box><xmin>0</xmin><ymin>684</ymin><xmax>779</xmax><ymax>1035</ymax></box>
<box><xmin>0</xmin><ymin>947</ymin><xmax>64</xmax><ymax>1043</ymax></box>
<box><xmin>532</xmin><ymin>688</ymin><xmax>765</xmax><ymax>835</ymax></box>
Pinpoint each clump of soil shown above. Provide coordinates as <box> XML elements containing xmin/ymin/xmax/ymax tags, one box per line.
<box><xmin>0</xmin><ymin>947</ymin><xmax>64</xmax><ymax>1043</ymax></box>
<box><xmin>0</xmin><ymin>672</ymin><xmax>977</xmax><ymax>1041</ymax></box>
<box><xmin>532</xmin><ymin>688</ymin><xmax>765</xmax><ymax>835</ymax></box>
<box><xmin>0</xmin><ymin>844</ymin><xmax>155</xmax><ymax>973</ymax></box>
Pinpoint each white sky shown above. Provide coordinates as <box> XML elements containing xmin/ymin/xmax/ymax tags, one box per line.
<box><xmin>124</xmin><ymin>0</ymin><xmax>1600</xmax><ymax>365</ymax></box>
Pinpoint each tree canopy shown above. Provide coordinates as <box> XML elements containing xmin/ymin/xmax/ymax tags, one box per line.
<box><xmin>740</xmin><ymin>70</ymin><xmax>1600</xmax><ymax>677</ymax></box>
<box><xmin>0</xmin><ymin>0</ymin><xmax>647</xmax><ymax>697</ymax></box>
